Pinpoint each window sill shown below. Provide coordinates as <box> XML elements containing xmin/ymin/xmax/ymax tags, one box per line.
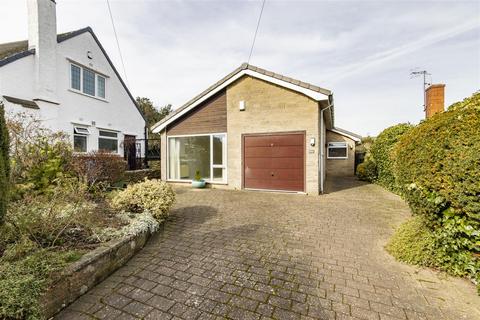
<box><xmin>167</xmin><ymin>179</ymin><xmax>227</xmax><ymax>185</ymax></box>
<box><xmin>68</xmin><ymin>89</ymin><xmax>108</xmax><ymax>103</ymax></box>
<box><xmin>327</xmin><ymin>157</ymin><xmax>348</xmax><ymax>160</ymax></box>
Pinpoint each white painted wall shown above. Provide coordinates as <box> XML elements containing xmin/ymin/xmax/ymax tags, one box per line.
<box><xmin>0</xmin><ymin>30</ymin><xmax>145</xmax><ymax>157</ymax></box>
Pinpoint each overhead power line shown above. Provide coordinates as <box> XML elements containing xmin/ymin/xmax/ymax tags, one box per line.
<box><xmin>247</xmin><ymin>0</ymin><xmax>266</xmax><ymax>64</ymax></box>
<box><xmin>106</xmin><ymin>0</ymin><xmax>129</xmax><ymax>86</ymax></box>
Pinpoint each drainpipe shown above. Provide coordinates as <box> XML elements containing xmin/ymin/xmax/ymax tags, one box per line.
<box><xmin>319</xmin><ymin>94</ymin><xmax>333</xmax><ymax>194</ymax></box>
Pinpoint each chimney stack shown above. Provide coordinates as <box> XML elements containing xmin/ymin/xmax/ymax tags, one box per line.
<box><xmin>27</xmin><ymin>0</ymin><xmax>58</xmax><ymax>102</ymax></box>
<box><xmin>425</xmin><ymin>84</ymin><xmax>445</xmax><ymax>118</ymax></box>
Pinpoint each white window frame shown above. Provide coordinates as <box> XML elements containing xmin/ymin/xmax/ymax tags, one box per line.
<box><xmin>98</xmin><ymin>129</ymin><xmax>119</xmax><ymax>154</ymax></box>
<box><xmin>73</xmin><ymin>126</ymin><xmax>89</xmax><ymax>153</ymax></box>
<box><xmin>96</xmin><ymin>74</ymin><xmax>106</xmax><ymax>99</ymax></box>
<box><xmin>167</xmin><ymin>133</ymin><xmax>227</xmax><ymax>184</ymax></box>
<box><xmin>69</xmin><ymin>63</ymin><xmax>107</xmax><ymax>100</ymax></box>
<box><xmin>327</xmin><ymin>142</ymin><xmax>348</xmax><ymax>159</ymax></box>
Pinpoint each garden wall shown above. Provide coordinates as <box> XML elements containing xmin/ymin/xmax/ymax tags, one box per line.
<box><xmin>40</xmin><ymin>227</ymin><xmax>157</xmax><ymax>318</ymax></box>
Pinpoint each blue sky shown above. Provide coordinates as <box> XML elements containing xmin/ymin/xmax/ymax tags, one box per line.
<box><xmin>1</xmin><ymin>0</ymin><xmax>479</xmax><ymax>136</ymax></box>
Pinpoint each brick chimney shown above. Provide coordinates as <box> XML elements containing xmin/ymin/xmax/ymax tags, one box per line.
<box><xmin>425</xmin><ymin>84</ymin><xmax>445</xmax><ymax>118</ymax></box>
<box><xmin>27</xmin><ymin>0</ymin><xmax>58</xmax><ymax>103</ymax></box>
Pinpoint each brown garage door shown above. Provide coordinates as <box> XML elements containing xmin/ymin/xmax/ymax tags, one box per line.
<box><xmin>243</xmin><ymin>132</ymin><xmax>305</xmax><ymax>192</ymax></box>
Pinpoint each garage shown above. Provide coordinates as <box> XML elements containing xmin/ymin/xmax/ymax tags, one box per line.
<box><xmin>243</xmin><ymin>132</ymin><xmax>305</xmax><ymax>192</ymax></box>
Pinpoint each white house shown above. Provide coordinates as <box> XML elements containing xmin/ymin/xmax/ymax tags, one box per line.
<box><xmin>0</xmin><ymin>0</ymin><xmax>146</xmax><ymax>161</ymax></box>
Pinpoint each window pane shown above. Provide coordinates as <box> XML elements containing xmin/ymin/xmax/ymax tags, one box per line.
<box><xmin>213</xmin><ymin>168</ymin><xmax>224</xmax><ymax>182</ymax></box>
<box><xmin>99</xmin><ymin>130</ymin><xmax>117</xmax><ymax>137</ymax></box>
<box><xmin>213</xmin><ymin>135</ymin><xmax>224</xmax><ymax>165</ymax></box>
<box><xmin>328</xmin><ymin>147</ymin><xmax>347</xmax><ymax>158</ymax></box>
<box><xmin>99</xmin><ymin>138</ymin><xmax>118</xmax><ymax>153</ymax></box>
<box><xmin>97</xmin><ymin>76</ymin><xmax>105</xmax><ymax>98</ymax></box>
<box><xmin>83</xmin><ymin>69</ymin><xmax>95</xmax><ymax>96</ymax></box>
<box><xmin>74</xmin><ymin>135</ymin><xmax>87</xmax><ymax>152</ymax></box>
<box><xmin>71</xmin><ymin>65</ymin><xmax>81</xmax><ymax>90</ymax></box>
<box><xmin>168</xmin><ymin>136</ymin><xmax>210</xmax><ymax>180</ymax></box>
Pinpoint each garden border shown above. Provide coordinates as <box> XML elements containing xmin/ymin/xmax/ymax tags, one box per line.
<box><xmin>40</xmin><ymin>225</ymin><xmax>160</xmax><ymax>318</ymax></box>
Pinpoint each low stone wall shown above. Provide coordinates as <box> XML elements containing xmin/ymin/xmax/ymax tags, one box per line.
<box><xmin>40</xmin><ymin>229</ymin><xmax>155</xmax><ymax>318</ymax></box>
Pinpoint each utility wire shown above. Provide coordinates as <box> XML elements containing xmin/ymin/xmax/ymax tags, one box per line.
<box><xmin>247</xmin><ymin>0</ymin><xmax>266</xmax><ymax>64</ymax></box>
<box><xmin>106</xmin><ymin>0</ymin><xmax>129</xmax><ymax>86</ymax></box>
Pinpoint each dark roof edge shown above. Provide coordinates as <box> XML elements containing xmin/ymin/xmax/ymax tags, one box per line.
<box><xmin>0</xmin><ymin>49</ymin><xmax>35</xmax><ymax>67</ymax></box>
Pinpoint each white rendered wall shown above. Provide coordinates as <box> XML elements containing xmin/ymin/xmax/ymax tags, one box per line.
<box><xmin>0</xmin><ymin>31</ymin><xmax>145</xmax><ymax>157</ymax></box>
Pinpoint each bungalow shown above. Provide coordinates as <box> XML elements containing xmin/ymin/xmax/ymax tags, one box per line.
<box><xmin>152</xmin><ymin>64</ymin><xmax>361</xmax><ymax>194</ymax></box>
<box><xmin>0</xmin><ymin>0</ymin><xmax>146</xmax><ymax>161</ymax></box>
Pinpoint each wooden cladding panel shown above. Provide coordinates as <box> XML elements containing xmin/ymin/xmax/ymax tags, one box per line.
<box><xmin>167</xmin><ymin>90</ymin><xmax>227</xmax><ymax>135</ymax></box>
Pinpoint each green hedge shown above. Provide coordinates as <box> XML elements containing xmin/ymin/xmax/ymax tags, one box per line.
<box><xmin>0</xmin><ymin>104</ymin><xmax>9</xmax><ymax>224</ymax></box>
<box><xmin>370</xmin><ymin>123</ymin><xmax>413</xmax><ymax>190</ymax></box>
<box><xmin>392</xmin><ymin>93</ymin><xmax>480</xmax><ymax>289</ymax></box>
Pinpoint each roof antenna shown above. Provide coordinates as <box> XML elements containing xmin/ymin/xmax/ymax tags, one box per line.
<box><xmin>410</xmin><ymin>69</ymin><xmax>431</xmax><ymax>111</ymax></box>
<box><xmin>247</xmin><ymin>0</ymin><xmax>266</xmax><ymax>64</ymax></box>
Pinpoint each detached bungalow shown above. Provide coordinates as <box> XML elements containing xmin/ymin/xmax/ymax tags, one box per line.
<box><xmin>152</xmin><ymin>64</ymin><xmax>360</xmax><ymax>194</ymax></box>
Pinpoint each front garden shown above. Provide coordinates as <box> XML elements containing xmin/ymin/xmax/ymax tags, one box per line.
<box><xmin>0</xmin><ymin>105</ymin><xmax>175</xmax><ymax>319</ymax></box>
<box><xmin>357</xmin><ymin>92</ymin><xmax>480</xmax><ymax>293</ymax></box>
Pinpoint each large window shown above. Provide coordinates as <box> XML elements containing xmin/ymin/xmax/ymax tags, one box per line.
<box><xmin>327</xmin><ymin>142</ymin><xmax>348</xmax><ymax>159</ymax></box>
<box><xmin>168</xmin><ymin>134</ymin><xmax>226</xmax><ymax>182</ymax></box>
<box><xmin>70</xmin><ymin>63</ymin><xmax>107</xmax><ymax>99</ymax></box>
<box><xmin>98</xmin><ymin>130</ymin><xmax>118</xmax><ymax>153</ymax></box>
<box><xmin>73</xmin><ymin>126</ymin><xmax>89</xmax><ymax>153</ymax></box>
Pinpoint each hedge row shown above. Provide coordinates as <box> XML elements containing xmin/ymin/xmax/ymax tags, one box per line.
<box><xmin>362</xmin><ymin>92</ymin><xmax>480</xmax><ymax>291</ymax></box>
<box><xmin>392</xmin><ymin>93</ymin><xmax>480</xmax><ymax>289</ymax></box>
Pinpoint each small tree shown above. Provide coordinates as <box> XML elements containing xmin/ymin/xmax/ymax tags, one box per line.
<box><xmin>136</xmin><ymin>97</ymin><xmax>172</xmax><ymax>136</ymax></box>
<box><xmin>0</xmin><ymin>103</ymin><xmax>10</xmax><ymax>224</ymax></box>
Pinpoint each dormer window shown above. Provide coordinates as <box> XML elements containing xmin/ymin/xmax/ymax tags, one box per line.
<box><xmin>70</xmin><ymin>63</ymin><xmax>106</xmax><ymax>99</ymax></box>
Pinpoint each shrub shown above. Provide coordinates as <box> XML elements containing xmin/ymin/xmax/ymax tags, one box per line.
<box><xmin>356</xmin><ymin>158</ymin><xmax>377</xmax><ymax>182</ymax></box>
<box><xmin>370</xmin><ymin>123</ymin><xmax>413</xmax><ymax>190</ymax></box>
<box><xmin>0</xmin><ymin>103</ymin><xmax>9</xmax><ymax>224</ymax></box>
<box><xmin>71</xmin><ymin>151</ymin><xmax>126</xmax><ymax>189</ymax></box>
<box><xmin>6</xmin><ymin>112</ymin><xmax>72</xmax><ymax>197</ymax></box>
<box><xmin>392</xmin><ymin>93</ymin><xmax>480</xmax><ymax>289</ymax></box>
<box><xmin>1</xmin><ymin>178</ymin><xmax>101</xmax><ymax>252</ymax></box>
<box><xmin>110</xmin><ymin>179</ymin><xmax>175</xmax><ymax>220</ymax></box>
<box><xmin>386</xmin><ymin>216</ymin><xmax>436</xmax><ymax>266</ymax></box>
<box><xmin>0</xmin><ymin>249</ymin><xmax>81</xmax><ymax>319</ymax></box>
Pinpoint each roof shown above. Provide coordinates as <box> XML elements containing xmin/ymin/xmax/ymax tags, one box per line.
<box><xmin>0</xmin><ymin>27</ymin><xmax>146</xmax><ymax>122</ymax></box>
<box><xmin>329</xmin><ymin>127</ymin><xmax>362</xmax><ymax>143</ymax></box>
<box><xmin>152</xmin><ymin>63</ymin><xmax>333</xmax><ymax>133</ymax></box>
<box><xmin>3</xmin><ymin>95</ymin><xmax>39</xmax><ymax>109</ymax></box>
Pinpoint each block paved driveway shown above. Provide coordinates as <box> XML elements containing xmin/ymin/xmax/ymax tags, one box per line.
<box><xmin>57</xmin><ymin>177</ymin><xmax>480</xmax><ymax>320</ymax></box>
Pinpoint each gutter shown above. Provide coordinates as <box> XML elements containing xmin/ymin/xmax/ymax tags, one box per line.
<box><xmin>319</xmin><ymin>94</ymin><xmax>334</xmax><ymax>194</ymax></box>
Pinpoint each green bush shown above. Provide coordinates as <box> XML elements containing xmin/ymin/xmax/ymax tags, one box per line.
<box><xmin>392</xmin><ymin>93</ymin><xmax>480</xmax><ymax>290</ymax></box>
<box><xmin>0</xmin><ymin>249</ymin><xmax>81</xmax><ymax>319</ymax></box>
<box><xmin>110</xmin><ymin>179</ymin><xmax>175</xmax><ymax>221</ymax></box>
<box><xmin>356</xmin><ymin>158</ymin><xmax>377</xmax><ymax>182</ymax></box>
<box><xmin>386</xmin><ymin>216</ymin><xmax>436</xmax><ymax>266</ymax></box>
<box><xmin>71</xmin><ymin>151</ymin><xmax>126</xmax><ymax>189</ymax></box>
<box><xmin>370</xmin><ymin>123</ymin><xmax>413</xmax><ymax>190</ymax></box>
<box><xmin>0</xmin><ymin>103</ymin><xmax>9</xmax><ymax>224</ymax></box>
<box><xmin>6</xmin><ymin>112</ymin><xmax>72</xmax><ymax>197</ymax></box>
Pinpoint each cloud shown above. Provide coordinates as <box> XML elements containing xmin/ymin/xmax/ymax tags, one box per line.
<box><xmin>325</xmin><ymin>18</ymin><xmax>480</xmax><ymax>83</ymax></box>
<box><xmin>0</xmin><ymin>0</ymin><xmax>479</xmax><ymax>136</ymax></box>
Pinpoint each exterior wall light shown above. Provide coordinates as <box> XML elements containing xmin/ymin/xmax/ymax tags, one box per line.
<box><xmin>310</xmin><ymin>137</ymin><xmax>315</xmax><ymax>146</ymax></box>
<box><xmin>239</xmin><ymin>100</ymin><xmax>245</xmax><ymax>111</ymax></box>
